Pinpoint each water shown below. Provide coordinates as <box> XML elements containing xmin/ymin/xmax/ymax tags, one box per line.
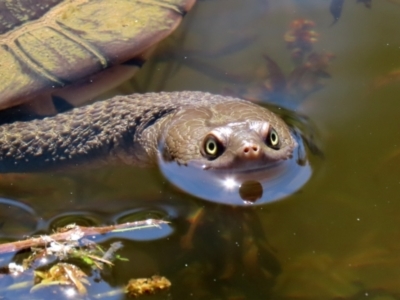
<box><xmin>1</xmin><ymin>0</ymin><xmax>400</xmax><ymax>298</ymax></box>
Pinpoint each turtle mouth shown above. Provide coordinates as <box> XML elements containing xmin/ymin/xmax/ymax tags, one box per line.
<box><xmin>200</xmin><ymin>159</ymin><xmax>284</xmax><ymax>172</ymax></box>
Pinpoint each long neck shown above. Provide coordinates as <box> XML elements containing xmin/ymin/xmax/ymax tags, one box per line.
<box><xmin>0</xmin><ymin>93</ymin><xmax>180</xmax><ymax>172</ymax></box>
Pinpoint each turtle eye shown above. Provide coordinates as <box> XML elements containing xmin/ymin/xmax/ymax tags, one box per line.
<box><xmin>203</xmin><ymin>135</ymin><xmax>224</xmax><ymax>160</ymax></box>
<box><xmin>266</xmin><ymin>128</ymin><xmax>280</xmax><ymax>150</ymax></box>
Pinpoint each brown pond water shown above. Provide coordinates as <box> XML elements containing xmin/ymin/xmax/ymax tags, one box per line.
<box><xmin>2</xmin><ymin>0</ymin><xmax>400</xmax><ymax>299</ymax></box>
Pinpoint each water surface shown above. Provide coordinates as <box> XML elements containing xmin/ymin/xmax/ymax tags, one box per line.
<box><xmin>1</xmin><ymin>0</ymin><xmax>400</xmax><ymax>299</ymax></box>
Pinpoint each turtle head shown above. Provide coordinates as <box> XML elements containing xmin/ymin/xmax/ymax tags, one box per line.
<box><xmin>159</xmin><ymin>100</ymin><xmax>297</xmax><ymax>171</ymax></box>
<box><xmin>156</xmin><ymin>98</ymin><xmax>310</xmax><ymax>206</ymax></box>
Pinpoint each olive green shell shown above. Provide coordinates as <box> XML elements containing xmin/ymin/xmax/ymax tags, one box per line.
<box><xmin>0</xmin><ymin>0</ymin><xmax>195</xmax><ymax>109</ymax></box>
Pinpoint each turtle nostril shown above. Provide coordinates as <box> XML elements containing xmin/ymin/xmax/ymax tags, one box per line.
<box><xmin>243</xmin><ymin>144</ymin><xmax>259</xmax><ymax>154</ymax></box>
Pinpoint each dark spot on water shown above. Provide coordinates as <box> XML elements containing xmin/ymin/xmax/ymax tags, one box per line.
<box><xmin>239</xmin><ymin>180</ymin><xmax>263</xmax><ymax>203</ymax></box>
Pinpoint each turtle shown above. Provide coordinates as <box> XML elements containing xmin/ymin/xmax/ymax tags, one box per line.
<box><xmin>0</xmin><ymin>0</ymin><xmax>306</xmax><ymax>205</ymax></box>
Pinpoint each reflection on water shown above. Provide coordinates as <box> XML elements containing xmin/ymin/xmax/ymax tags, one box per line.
<box><xmin>1</xmin><ymin>0</ymin><xmax>400</xmax><ymax>298</ymax></box>
<box><xmin>159</xmin><ymin>128</ymin><xmax>312</xmax><ymax>205</ymax></box>
<box><xmin>0</xmin><ymin>198</ymin><xmax>40</xmax><ymax>238</ymax></box>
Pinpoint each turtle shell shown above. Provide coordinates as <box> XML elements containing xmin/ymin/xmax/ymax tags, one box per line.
<box><xmin>0</xmin><ymin>0</ymin><xmax>196</xmax><ymax>110</ymax></box>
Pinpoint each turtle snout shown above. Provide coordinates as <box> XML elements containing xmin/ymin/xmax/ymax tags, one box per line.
<box><xmin>241</xmin><ymin>142</ymin><xmax>261</xmax><ymax>160</ymax></box>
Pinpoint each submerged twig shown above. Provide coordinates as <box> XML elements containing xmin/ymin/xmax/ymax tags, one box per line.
<box><xmin>0</xmin><ymin>219</ymin><xmax>167</xmax><ymax>254</ymax></box>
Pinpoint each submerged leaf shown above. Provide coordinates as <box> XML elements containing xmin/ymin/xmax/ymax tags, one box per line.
<box><xmin>373</xmin><ymin>69</ymin><xmax>400</xmax><ymax>89</ymax></box>
<box><xmin>32</xmin><ymin>263</ymin><xmax>89</xmax><ymax>295</ymax></box>
<box><xmin>262</xmin><ymin>54</ymin><xmax>287</xmax><ymax>94</ymax></box>
<box><xmin>284</xmin><ymin>19</ymin><xmax>318</xmax><ymax>64</ymax></box>
<box><xmin>125</xmin><ymin>276</ymin><xmax>171</xmax><ymax>298</ymax></box>
<box><xmin>330</xmin><ymin>0</ymin><xmax>345</xmax><ymax>24</ymax></box>
<box><xmin>286</xmin><ymin>52</ymin><xmax>335</xmax><ymax>101</ymax></box>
